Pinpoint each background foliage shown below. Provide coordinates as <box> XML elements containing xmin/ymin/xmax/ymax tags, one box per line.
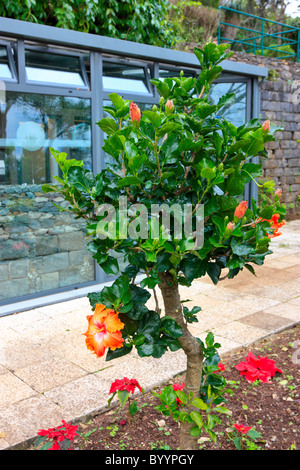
<box><xmin>1</xmin><ymin>0</ymin><xmax>299</xmax><ymax>54</ymax></box>
<box><xmin>0</xmin><ymin>0</ymin><xmax>179</xmax><ymax>48</ymax></box>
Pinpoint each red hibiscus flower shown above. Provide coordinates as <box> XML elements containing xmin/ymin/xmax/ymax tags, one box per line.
<box><xmin>109</xmin><ymin>377</ymin><xmax>142</xmax><ymax>395</ymax></box>
<box><xmin>37</xmin><ymin>420</ymin><xmax>78</xmax><ymax>450</ymax></box>
<box><xmin>172</xmin><ymin>382</ymin><xmax>185</xmax><ymax>391</ymax></box>
<box><xmin>235</xmin><ymin>352</ymin><xmax>282</xmax><ymax>383</ymax></box>
<box><xmin>213</xmin><ymin>362</ymin><xmax>225</xmax><ymax>374</ymax></box>
<box><xmin>234</xmin><ymin>423</ymin><xmax>252</xmax><ymax>434</ymax></box>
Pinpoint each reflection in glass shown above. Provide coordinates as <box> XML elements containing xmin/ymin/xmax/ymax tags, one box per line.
<box><xmin>0</xmin><ymin>92</ymin><xmax>94</xmax><ymax>301</ymax></box>
<box><xmin>103</xmin><ymin>62</ymin><xmax>150</xmax><ymax>94</ymax></box>
<box><xmin>209</xmin><ymin>82</ymin><xmax>247</xmax><ymax>127</ymax></box>
<box><xmin>0</xmin><ymin>46</ymin><xmax>12</xmax><ymax>79</ymax></box>
<box><xmin>0</xmin><ymin>92</ymin><xmax>92</xmax><ymax>185</ymax></box>
<box><xmin>25</xmin><ymin>50</ymin><xmax>87</xmax><ymax>87</ymax></box>
<box><xmin>159</xmin><ymin>68</ymin><xmax>196</xmax><ymax>80</ymax></box>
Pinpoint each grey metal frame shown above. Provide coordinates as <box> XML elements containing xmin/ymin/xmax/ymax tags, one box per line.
<box><xmin>0</xmin><ymin>16</ymin><xmax>267</xmax><ymax>316</ymax></box>
<box><xmin>23</xmin><ymin>44</ymin><xmax>90</xmax><ymax>90</ymax></box>
<box><xmin>0</xmin><ymin>38</ymin><xmax>18</xmax><ymax>83</ymax></box>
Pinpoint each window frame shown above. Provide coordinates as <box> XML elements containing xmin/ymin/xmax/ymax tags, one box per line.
<box><xmin>102</xmin><ymin>56</ymin><xmax>155</xmax><ymax>99</ymax></box>
<box><xmin>0</xmin><ymin>39</ymin><xmax>18</xmax><ymax>83</ymax></box>
<box><xmin>23</xmin><ymin>44</ymin><xmax>90</xmax><ymax>90</ymax></box>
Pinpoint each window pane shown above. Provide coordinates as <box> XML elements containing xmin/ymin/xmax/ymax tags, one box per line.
<box><xmin>103</xmin><ymin>62</ymin><xmax>150</xmax><ymax>94</ymax></box>
<box><xmin>0</xmin><ymin>92</ymin><xmax>92</xmax><ymax>185</ymax></box>
<box><xmin>0</xmin><ymin>46</ymin><xmax>12</xmax><ymax>79</ymax></box>
<box><xmin>0</xmin><ymin>92</ymin><xmax>95</xmax><ymax>302</ymax></box>
<box><xmin>209</xmin><ymin>82</ymin><xmax>247</xmax><ymax>126</ymax></box>
<box><xmin>25</xmin><ymin>50</ymin><xmax>86</xmax><ymax>87</ymax></box>
<box><xmin>159</xmin><ymin>68</ymin><xmax>196</xmax><ymax>80</ymax></box>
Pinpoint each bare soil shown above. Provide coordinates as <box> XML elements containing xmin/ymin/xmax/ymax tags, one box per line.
<box><xmin>73</xmin><ymin>324</ymin><xmax>300</xmax><ymax>451</ymax></box>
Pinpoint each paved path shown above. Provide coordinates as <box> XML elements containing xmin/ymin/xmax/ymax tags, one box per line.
<box><xmin>0</xmin><ymin>220</ymin><xmax>299</xmax><ymax>450</ymax></box>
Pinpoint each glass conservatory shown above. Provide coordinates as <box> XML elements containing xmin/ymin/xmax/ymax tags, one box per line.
<box><xmin>0</xmin><ymin>17</ymin><xmax>268</xmax><ymax>315</ymax></box>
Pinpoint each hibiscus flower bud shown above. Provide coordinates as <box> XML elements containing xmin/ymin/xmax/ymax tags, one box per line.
<box><xmin>262</xmin><ymin>120</ymin><xmax>270</xmax><ymax>131</ymax></box>
<box><xmin>275</xmin><ymin>188</ymin><xmax>282</xmax><ymax>198</ymax></box>
<box><xmin>234</xmin><ymin>201</ymin><xmax>248</xmax><ymax>220</ymax></box>
<box><xmin>130</xmin><ymin>102</ymin><xmax>141</xmax><ymax>124</ymax></box>
<box><xmin>165</xmin><ymin>100</ymin><xmax>174</xmax><ymax>114</ymax></box>
<box><xmin>226</xmin><ymin>221</ymin><xmax>235</xmax><ymax>232</ymax></box>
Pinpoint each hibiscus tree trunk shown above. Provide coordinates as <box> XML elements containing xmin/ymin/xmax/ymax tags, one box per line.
<box><xmin>158</xmin><ymin>272</ymin><xmax>204</xmax><ymax>450</ymax></box>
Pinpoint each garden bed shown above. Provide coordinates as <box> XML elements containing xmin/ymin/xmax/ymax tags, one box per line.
<box><xmin>71</xmin><ymin>324</ymin><xmax>300</xmax><ymax>451</ymax></box>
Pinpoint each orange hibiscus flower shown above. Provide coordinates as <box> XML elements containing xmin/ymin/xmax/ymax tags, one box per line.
<box><xmin>234</xmin><ymin>201</ymin><xmax>248</xmax><ymax>219</ymax></box>
<box><xmin>129</xmin><ymin>102</ymin><xmax>141</xmax><ymax>123</ymax></box>
<box><xmin>255</xmin><ymin>213</ymin><xmax>286</xmax><ymax>238</ymax></box>
<box><xmin>84</xmin><ymin>304</ymin><xmax>124</xmax><ymax>358</ymax></box>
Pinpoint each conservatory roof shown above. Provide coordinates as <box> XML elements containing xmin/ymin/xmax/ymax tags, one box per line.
<box><xmin>0</xmin><ymin>16</ymin><xmax>268</xmax><ymax>78</ymax></box>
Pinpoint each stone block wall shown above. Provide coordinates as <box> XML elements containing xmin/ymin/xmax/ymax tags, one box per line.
<box><xmin>231</xmin><ymin>52</ymin><xmax>300</xmax><ymax>219</ymax></box>
<box><xmin>0</xmin><ymin>184</ymin><xmax>95</xmax><ymax>302</ymax></box>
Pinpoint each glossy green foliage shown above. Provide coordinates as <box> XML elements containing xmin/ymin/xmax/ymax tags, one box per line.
<box><xmin>43</xmin><ymin>43</ymin><xmax>286</xmax><ymax>360</ymax></box>
<box><xmin>0</xmin><ymin>0</ymin><xmax>178</xmax><ymax>47</ymax></box>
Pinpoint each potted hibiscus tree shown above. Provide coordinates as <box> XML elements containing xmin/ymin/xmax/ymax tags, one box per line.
<box><xmin>43</xmin><ymin>43</ymin><xmax>285</xmax><ymax>450</ymax></box>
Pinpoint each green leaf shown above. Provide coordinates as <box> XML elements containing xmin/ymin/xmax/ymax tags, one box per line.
<box><xmin>106</xmin><ymin>345</ymin><xmax>133</xmax><ymax>361</ymax></box>
<box><xmin>214</xmin><ymin>406</ymin><xmax>231</xmax><ymax>415</ymax></box>
<box><xmin>244</xmin><ymin>263</ymin><xmax>256</xmax><ymax>276</ymax></box>
<box><xmin>201</xmin><ymin>167</ymin><xmax>216</xmax><ymax>180</ymax></box>
<box><xmin>128</xmin><ymin>154</ymin><xmax>147</xmax><ymax>171</ymax></box>
<box><xmin>231</xmin><ymin>240</ymin><xmax>256</xmax><ymax>257</ymax></box>
<box><xmin>208</xmin><ymin>429</ymin><xmax>217</xmax><ymax>444</ymax></box>
<box><xmin>196</xmin><ymin>102</ymin><xmax>217</xmax><ymax>119</ymax></box>
<box><xmin>117</xmin><ymin>176</ymin><xmax>142</xmax><ymax>188</ymax></box>
<box><xmin>100</xmin><ymin>256</ymin><xmax>119</xmax><ymax>275</ymax></box>
<box><xmin>111</xmin><ymin>275</ymin><xmax>132</xmax><ymax>304</ymax></box>
<box><xmin>42</xmin><ymin>183</ymin><xmax>60</xmax><ymax>193</ymax></box>
<box><xmin>175</xmin><ymin>390</ymin><xmax>188</xmax><ymax>405</ymax></box>
<box><xmin>207</xmin><ymin>262</ymin><xmax>221</xmax><ymax>285</ymax></box>
<box><xmin>130</xmin><ymin>284</ymin><xmax>151</xmax><ymax>305</ymax></box>
<box><xmin>67</xmin><ymin>166</ymin><xmax>95</xmax><ymax>194</ymax></box>
<box><xmin>160</xmin><ymin>316</ymin><xmax>183</xmax><ymax>338</ymax></box>
<box><xmin>34</xmin><ymin>435</ymin><xmax>47</xmax><ymax>449</ymax></box>
<box><xmin>40</xmin><ymin>441</ymin><xmax>56</xmax><ymax>450</ymax></box>
<box><xmin>226</xmin><ymin>174</ymin><xmax>245</xmax><ymax>195</ymax></box>
<box><xmin>150</xmin><ymin>79</ymin><xmax>170</xmax><ymax>99</ymax></box>
<box><xmin>137</xmin><ymin>311</ymin><xmax>160</xmax><ymax>342</ymax></box>
<box><xmin>143</xmin><ymin>110</ymin><xmax>162</xmax><ymax>128</ymax></box>
<box><xmin>136</xmin><ymin>340</ymin><xmax>167</xmax><ymax>358</ymax></box>
<box><xmin>97</xmin><ymin>117</ymin><xmax>119</xmax><ymax>135</ymax></box>
<box><xmin>234</xmin><ymin>436</ymin><xmax>242</xmax><ymax>450</ymax></box>
<box><xmin>108</xmin><ymin>93</ymin><xmax>125</xmax><ymax>110</ymax></box>
<box><xmin>190</xmin><ymin>426</ymin><xmax>202</xmax><ymax>437</ymax></box>
<box><xmin>129</xmin><ymin>401</ymin><xmax>139</xmax><ymax>416</ymax></box>
<box><xmin>247</xmin><ymin>428</ymin><xmax>262</xmax><ymax>440</ymax></box>
<box><xmin>117</xmin><ymin>389</ymin><xmax>130</xmax><ymax>407</ymax></box>
<box><xmin>190</xmin><ymin>411</ymin><xmax>204</xmax><ymax>429</ymax></box>
<box><xmin>192</xmin><ymin>397</ymin><xmax>208</xmax><ymax>410</ymax></box>
<box><xmin>156</xmin><ymin>122</ymin><xmax>181</xmax><ymax>139</ymax></box>
<box><xmin>159</xmin><ymin>385</ymin><xmax>177</xmax><ymax>406</ymax></box>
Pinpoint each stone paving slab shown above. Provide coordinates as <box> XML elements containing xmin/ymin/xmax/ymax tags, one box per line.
<box><xmin>0</xmin><ymin>220</ymin><xmax>299</xmax><ymax>450</ymax></box>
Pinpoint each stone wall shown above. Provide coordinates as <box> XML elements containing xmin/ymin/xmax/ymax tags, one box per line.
<box><xmin>231</xmin><ymin>52</ymin><xmax>300</xmax><ymax>219</ymax></box>
<box><xmin>0</xmin><ymin>185</ymin><xmax>94</xmax><ymax>302</ymax></box>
